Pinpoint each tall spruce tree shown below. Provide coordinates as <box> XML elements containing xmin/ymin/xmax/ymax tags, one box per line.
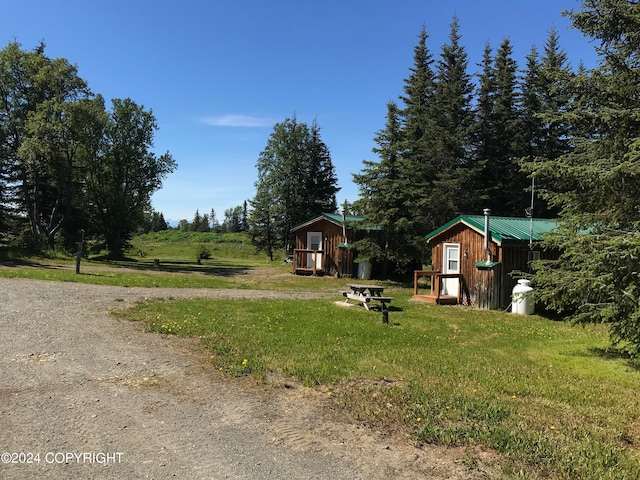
<box><xmin>469</xmin><ymin>42</ymin><xmax>499</xmax><ymax>212</ymax></box>
<box><xmin>521</xmin><ymin>27</ymin><xmax>575</xmax><ymax>217</ymax></box>
<box><xmin>488</xmin><ymin>38</ymin><xmax>528</xmax><ymax>215</ymax></box>
<box><xmin>353</xmin><ymin>102</ymin><xmax>414</xmax><ymax>275</ymax></box>
<box><xmin>249</xmin><ymin>116</ymin><xmax>338</xmax><ymax>256</ymax></box>
<box><xmin>398</xmin><ymin>25</ymin><xmax>438</xmax><ymax>240</ymax></box>
<box><xmin>430</xmin><ymin>15</ymin><xmax>475</xmax><ymax>217</ymax></box>
<box><xmin>529</xmin><ymin>0</ymin><xmax>640</xmax><ymax>355</ymax></box>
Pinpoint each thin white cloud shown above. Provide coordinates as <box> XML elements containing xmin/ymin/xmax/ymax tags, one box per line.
<box><xmin>200</xmin><ymin>114</ymin><xmax>274</xmax><ymax>127</ymax></box>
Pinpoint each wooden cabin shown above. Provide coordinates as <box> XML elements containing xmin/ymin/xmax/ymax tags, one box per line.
<box><xmin>291</xmin><ymin>213</ymin><xmax>370</xmax><ymax>277</ymax></box>
<box><xmin>414</xmin><ymin>213</ymin><xmax>559</xmax><ymax>309</ymax></box>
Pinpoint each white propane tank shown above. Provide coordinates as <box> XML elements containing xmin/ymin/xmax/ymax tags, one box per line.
<box><xmin>512</xmin><ymin>279</ymin><xmax>534</xmax><ymax>315</ymax></box>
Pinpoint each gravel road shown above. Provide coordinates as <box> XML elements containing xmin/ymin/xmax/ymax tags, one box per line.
<box><xmin>0</xmin><ymin>278</ymin><xmax>497</xmax><ymax>479</ymax></box>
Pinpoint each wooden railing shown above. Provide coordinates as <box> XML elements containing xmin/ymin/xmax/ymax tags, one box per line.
<box><xmin>413</xmin><ymin>270</ymin><xmax>463</xmax><ymax>304</ymax></box>
<box><xmin>292</xmin><ymin>249</ymin><xmax>325</xmax><ymax>275</ymax></box>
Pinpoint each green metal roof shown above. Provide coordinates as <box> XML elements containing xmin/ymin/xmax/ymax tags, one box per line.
<box><xmin>321</xmin><ymin>213</ymin><xmax>366</xmax><ymax>224</ymax></box>
<box><xmin>426</xmin><ymin>214</ymin><xmax>558</xmax><ymax>245</ymax></box>
<box><xmin>292</xmin><ymin>213</ymin><xmax>372</xmax><ymax>231</ymax></box>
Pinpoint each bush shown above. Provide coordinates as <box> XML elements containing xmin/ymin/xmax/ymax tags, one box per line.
<box><xmin>195</xmin><ymin>244</ymin><xmax>211</xmax><ymax>264</ymax></box>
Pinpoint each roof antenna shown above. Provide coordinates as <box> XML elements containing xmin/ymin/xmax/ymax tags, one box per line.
<box><xmin>342</xmin><ymin>200</ymin><xmax>348</xmax><ymax>244</ymax></box>
<box><xmin>526</xmin><ymin>176</ymin><xmax>535</xmax><ymax>248</ymax></box>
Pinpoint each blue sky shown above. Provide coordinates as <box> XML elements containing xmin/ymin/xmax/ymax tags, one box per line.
<box><xmin>3</xmin><ymin>1</ymin><xmax>598</xmax><ymax>224</ymax></box>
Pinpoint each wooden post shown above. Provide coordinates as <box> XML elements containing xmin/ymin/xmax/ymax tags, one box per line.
<box><xmin>75</xmin><ymin>229</ymin><xmax>85</xmax><ymax>274</ymax></box>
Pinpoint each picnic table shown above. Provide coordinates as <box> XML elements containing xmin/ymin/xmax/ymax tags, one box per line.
<box><xmin>342</xmin><ymin>284</ymin><xmax>392</xmax><ymax>311</ymax></box>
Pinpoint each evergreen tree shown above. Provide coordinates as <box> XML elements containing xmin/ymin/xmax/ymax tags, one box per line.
<box><xmin>249</xmin><ymin>185</ymin><xmax>277</xmax><ymax>260</ymax></box>
<box><xmin>398</xmin><ymin>25</ymin><xmax>439</xmax><ymax>239</ymax></box>
<box><xmin>249</xmin><ymin>116</ymin><xmax>339</xmax><ymax>255</ymax></box>
<box><xmin>199</xmin><ymin>213</ymin><xmax>210</xmax><ymax>232</ymax></box>
<box><xmin>528</xmin><ymin>1</ymin><xmax>640</xmax><ymax>355</ymax></box>
<box><xmin>430</xmin><ymin>15</ymin><xmax>475</xmax><ymax>217</ymax></box>
<box><xmin>241</xmin><ymin>200</ymin><xmax>249</xmax><ymax>231</ymax></box>
<box><xmin>210</xmin><ymin>208</ymin><xmax>218</xmax><ymax>231</ymax></box>
<box><xmin>353</xmin><ymin>102</ymin><xmax>413</xmax><ymax>275</ymax></box>
<box><xmin>191</xmin><ymin>209</ymin><xmax>202</xmax><ymax>232</ymax></box>
<box><xmin>484</xmin><ymin>38</ymin><xmax>527</xmax><ymax>215</ymax></box>
<box><xmin>521</xmin><ymin>27</ymin><xmax>576</xmax><ymax>217</ymax></box>
<box><xmin>469</xmin><ymin>42</ymin><xmax>499</xmax><ymax>212</ymax></box>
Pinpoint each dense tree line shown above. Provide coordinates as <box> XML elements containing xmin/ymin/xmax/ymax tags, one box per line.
<box><xmin>249</xmin><ymin>116</ymin><xmax>338</xmax><ymax>260</ymax></box>
<box><xmin>0</xmin><ymin>42</ymin><xmax>175</xmax><ymax>257</ymax></box>
<box><xmin>353</xmin><ymin>1</ymin><xmax>640</xmax><ymax>355</ymax></box>
<box><xmin>177</xmin><ymin>205</ymin><xmax>248</xmax><ymax>233</ymax></box>
<box><xmin>353</xmin><ymin>17</ymin><xmax>575</xmax><ymax>274</ymax></box>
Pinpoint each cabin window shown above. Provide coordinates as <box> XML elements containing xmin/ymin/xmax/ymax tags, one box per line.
<box><xmin>447</xmin><ymin>247</ymin><xmax>459</xmax><ymax>271</ymax></box>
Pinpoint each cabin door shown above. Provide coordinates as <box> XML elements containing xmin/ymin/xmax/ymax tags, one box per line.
<box><xmin>442</xmin><ymin>243</ymin><xmax>460</xmax><ymax>297</ymax></box>
<box><xmin>306</xmin><ymin>232</ymin><xmax>323</xmax><ymax>270</ymax></box>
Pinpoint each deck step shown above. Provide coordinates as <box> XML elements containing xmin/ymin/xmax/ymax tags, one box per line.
<box><xmin>413</xmin><ymin>294</ymin><xmax>458</xmax><ymax>305</ymax></box>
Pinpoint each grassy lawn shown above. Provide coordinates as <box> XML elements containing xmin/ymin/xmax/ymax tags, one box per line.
<box><xmin>123</xmin><ymin>293</ymin><xmax>640</xmax><ymax>479</ymax></box>
<box><xmin>0</xmin><ymin>231</ymin><xmax>368</xmax><ymax>292</ymax></box>
<box><xmin>3</xmin><ymin>232</ymin><xmax>640</xmax><ymax>478</ymax></box>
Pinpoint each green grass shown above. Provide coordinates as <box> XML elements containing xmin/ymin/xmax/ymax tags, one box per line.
<box><xmin>124</xmin><ymin>295</ymin><xmax>640</xmax><ymax>479</ymax></box>
<box><xmin>0</xmin><ymin>231</ymin><xmax>290</xmax><ymax>289</ymax></box>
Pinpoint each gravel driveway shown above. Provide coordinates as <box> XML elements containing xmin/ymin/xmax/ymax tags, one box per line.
<box><xmin>0</xmin><ymin>278</ymin><xmax>496</xmax><ymax>479</ymax></box>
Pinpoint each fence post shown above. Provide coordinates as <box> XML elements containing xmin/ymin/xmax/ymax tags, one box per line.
<box><xmin>75</xmin><ymin>229</ymin><xmax>85</xmax><ymax>274</ymax></box>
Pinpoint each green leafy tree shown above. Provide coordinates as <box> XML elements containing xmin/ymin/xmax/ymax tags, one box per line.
<box><xmin>178</xmin><ymin>219</ymin><xmax>190</xmax><ymax>232</ymax></box>
<box><xmin>528</xmin><ymin>0</ymin><xmax>640</xmax><ymax>355</ymax></box>
<box><xmin>84</xmin><ymin>98</ymin><xmax>176</xmax><ymax>257</ymax></box>
<box><xmin>0</xmin><ymin>42</ymin><xmax>91</xmax><ymax>247</ymax></box>
<box><xmin>223</xmin><ymin>205</ymin><xmax>243</xmax><ymax>233</ymax></box>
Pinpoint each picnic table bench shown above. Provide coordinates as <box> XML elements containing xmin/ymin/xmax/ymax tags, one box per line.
<box><xmin>341</xmin><ymin>284</ymin><xmax>392</xmax><ymax>311</ymax></box>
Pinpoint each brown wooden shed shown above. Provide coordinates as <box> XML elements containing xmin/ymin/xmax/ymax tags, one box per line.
<box><xmin>414</xmin><ymin>213</ymin><xmax>559</xmax><ymax>310</ymax></box>
<box><xmin>291</xmin><ymin>213</ymin><xmax>370</xmax><ymax>277</ymax></box>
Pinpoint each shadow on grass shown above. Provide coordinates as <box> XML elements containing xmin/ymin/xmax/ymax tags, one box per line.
<box><xmin>90</xmin><ymin>256</ymin><xmax>251</xmax><ymax>277</ymax></box>
<box><xmin>0</xmin><ymin>255</ymin><xmax>253</xmax><ymax>278</ymax></box>
<box><xmin>0</xmin><ymin>258</ymin><xmax>69</xmax><ymax>269</ymax></box>
<box><xmin>589</xmin><ymin>346</ymin><xmax>640</xmax><ymax>371</ymax></box>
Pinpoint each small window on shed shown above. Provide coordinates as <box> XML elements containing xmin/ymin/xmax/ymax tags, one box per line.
<box><xmin>528</xmin><ymin>250</ymin><xmax>540</xmax><ymax>263</ymax></box>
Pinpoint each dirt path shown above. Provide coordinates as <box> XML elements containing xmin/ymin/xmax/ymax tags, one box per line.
<box><xmin>0</xmin><ymin>278</ymin><xmax>498</xmax><ymax>479</ymax></box>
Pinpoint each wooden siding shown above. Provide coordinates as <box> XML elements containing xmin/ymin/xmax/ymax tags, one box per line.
<box><xmin>293</xmin><ymin>219</ymin><xmax>357</xmax><ymax>277</ymax></box>
<box><xmin>429</xmin><ymin>223</ymin><xmax>558</xmax><ymax>309</ymax></box>
<box><xmin>431</xmin><ymin>224</ymin><xmax>498</xmax><ymax>308</ymax></box>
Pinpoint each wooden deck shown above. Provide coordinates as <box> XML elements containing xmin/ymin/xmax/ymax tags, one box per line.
<box><xmin>292</xmin><ymin>249</ymin><xmax>325</xmax><ymax>276</ymax></box>
<box><xmin>413</xmin><ymin>293</ymin><xmax>459</xmax><ymax>305</ymax></box>
<box><xmin>413</xmin><ymin>270</ymin><xmax>462</xmax><ymax>305</ymax></box>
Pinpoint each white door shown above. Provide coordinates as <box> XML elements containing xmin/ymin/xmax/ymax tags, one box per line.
<box><xmin>442</xmin><ymin>243</ymin><xmax>460</xmax><ymax>297</ymax></box>
<box><xmin>306</xmin><ymin>232</ymin><xmax>323</xmax><ymax>269</ymax></box>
